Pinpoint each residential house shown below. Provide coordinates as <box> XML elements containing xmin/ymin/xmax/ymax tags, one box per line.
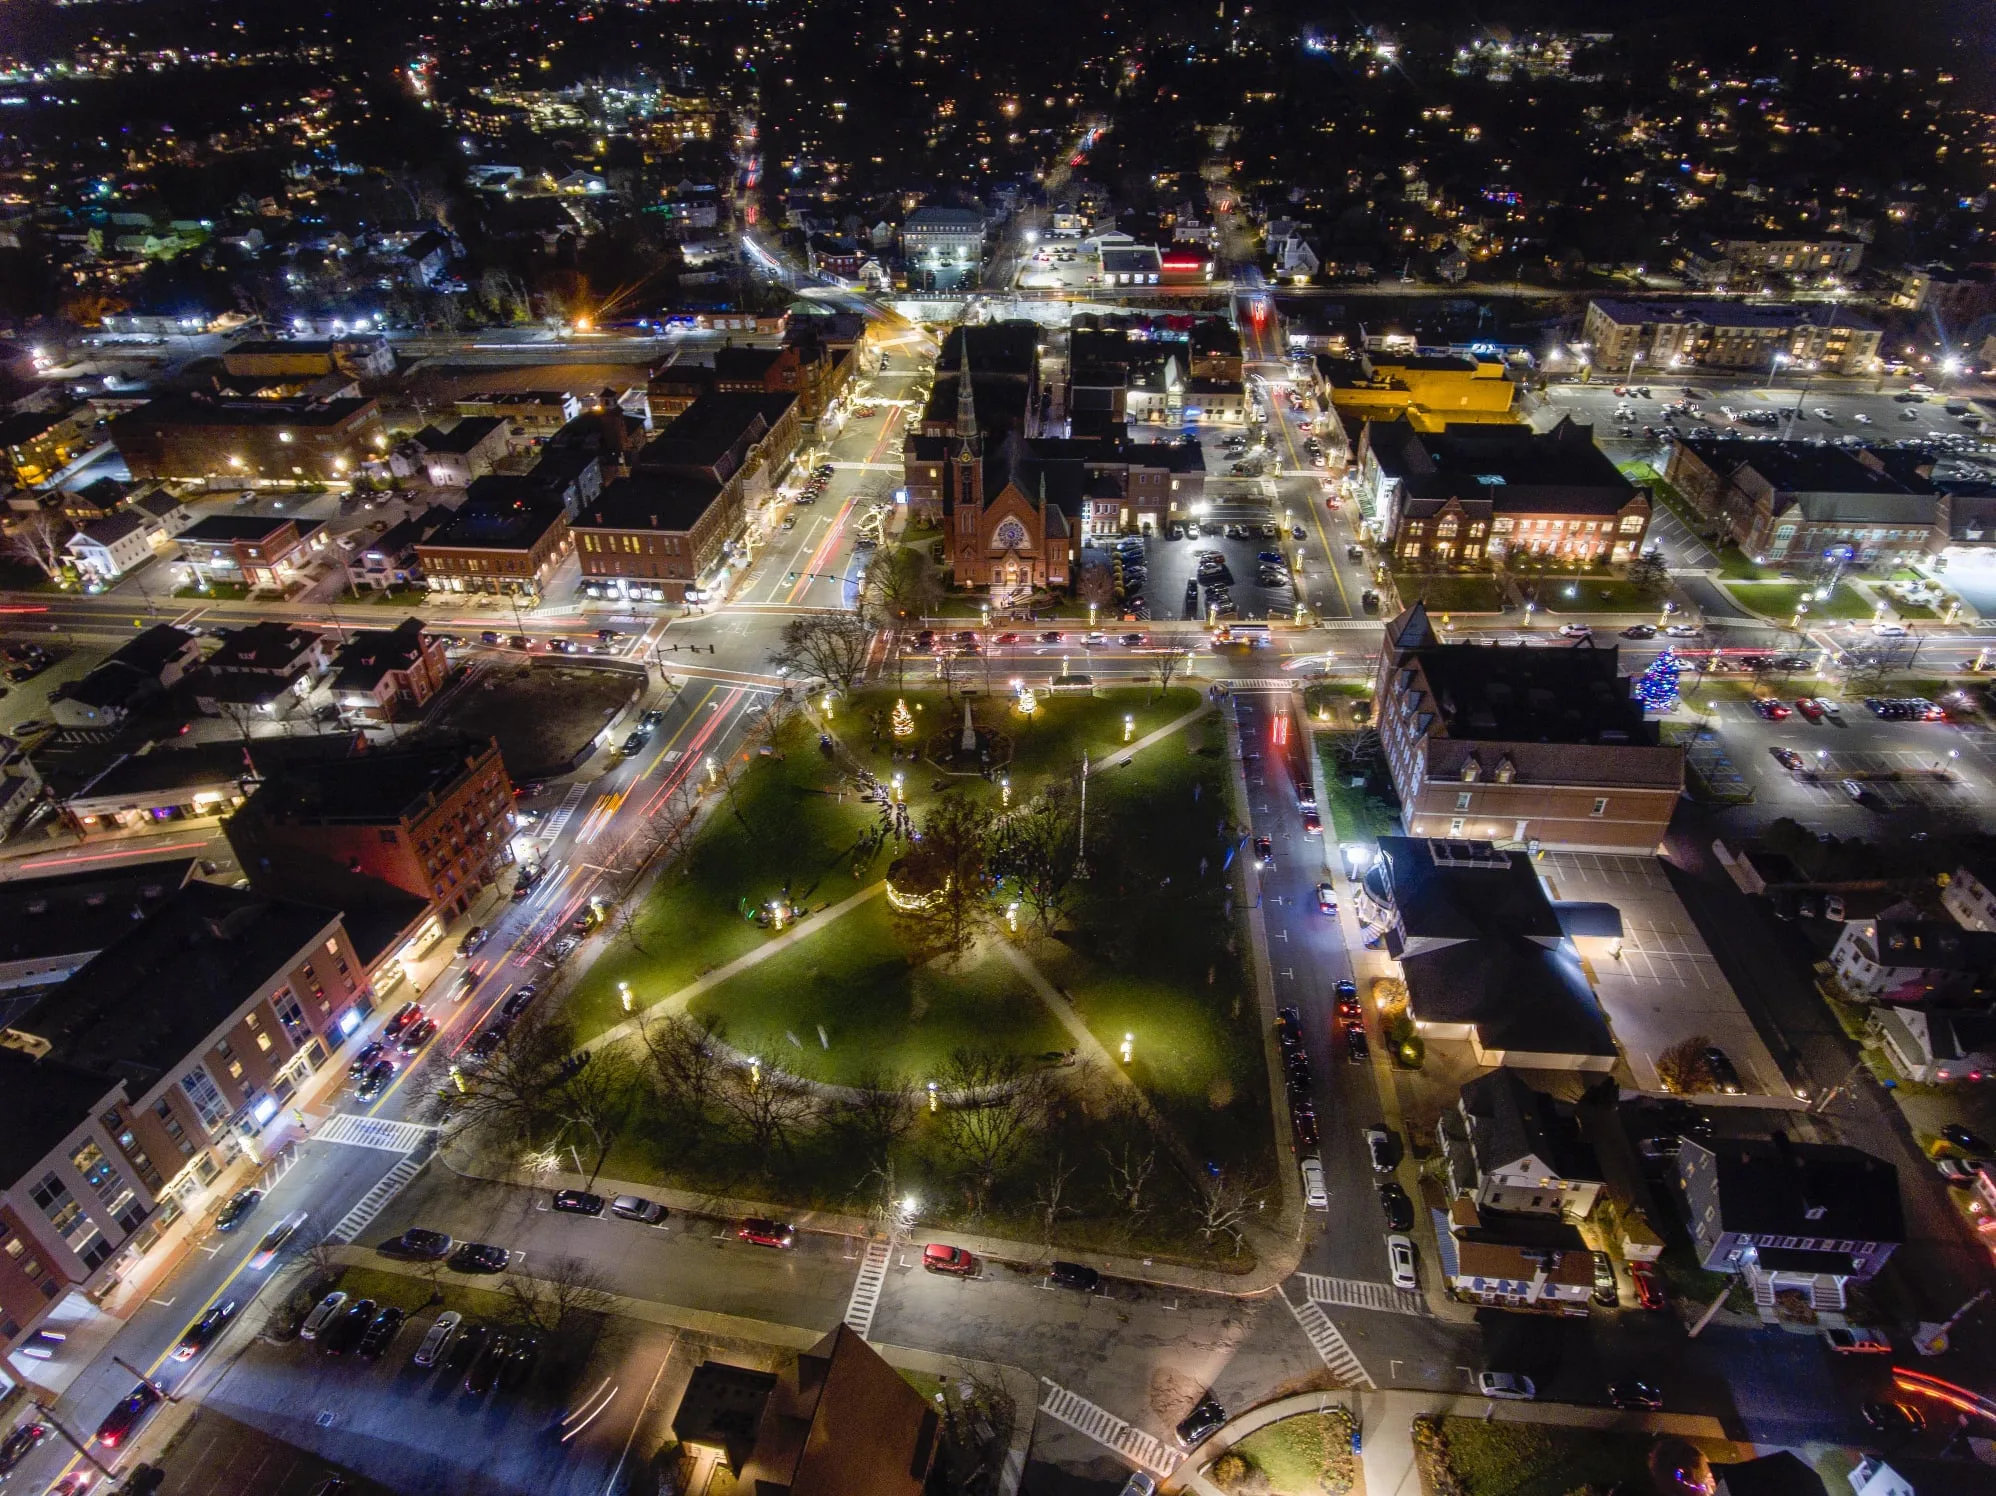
<box><xmin>1827</xmin><ymin>905</ymin><xmax>1996</xmax><ymax>1000</ymax></box>
<box><xmin>412</xmin><ymin>479</ymin><xmax>572</xmax><ymax>597</ymax></box>
<box><xmin>1943</xmin><ymin>862</ymin><xmax>1996</xmax><ymax>932</ymax></box>
<box><xmin>1875</xmin><ymin>1007</ymin><xmax>1996</xmax><ymax>1084</ymax></box>
<box><xmin>66</xmin><ymin>513</ymin><xmax>154</xmax><ymax>585</ymax></box>
<box><xmin>0</xmin><ymin>404</ymin><xmax>94</xmax><ymax>488</ymax></box>
<box><xmin>1441</xmin><ymin>1069</ymin><xmax>1605</xmax><ymax>1219</ymax></box>
<box><xmin>343</xmin><ymin>505</ymin><xmax>453</xmax><ymax>593</ymax></box>
<box><xmin>413</xmin><ymin>417</ymin><xmax>511</xmax><ymax>488</ymax></box>
<box><xmin>1372</xmin><ymin>603</ymin><xmax>1685</xmax><ymax>852</ymax></box>
<box><xmin>128</xmin><ymin>486</ymin><xmax>194</xmax><ymax>544</ymax></box>
<box><xmin>48</xmin><ymin>625</ymin><xmax>203</xmax><ymax>730</ymax></box>
<box><xmin>1677</xmin><ymin>1134</ymin><xmax>1902</xmax><ymax>1313</ymax></box>
<box><xmin>0</xmin><ymin>737</ymin><xmax>42</xmax><ymax>839</ymax></box>
<box><xmin>1430</xmin><ymin>1197</ymin><xmax>1597</xmax><ymax>1312</ymax></box>
<box><xmin>327</xmin><ymin>619</ymin><xmax>449</xmax><ymax>722</ymax></box>
<box><xmin>191</xmin><ymin>621</ymin><xmax>329</xmax><ymax>723</ymax></box>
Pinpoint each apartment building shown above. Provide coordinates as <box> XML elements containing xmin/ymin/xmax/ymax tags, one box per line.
<box><xmin>412</xmin><ymin>478</ymin><xmax>572</xmax><ymax>597</ymax></box>
<box><xmin>1580</xmin><ymin>299</ymin><xmax>1882</xmax><ymax>376</ymax></box>
<box><xmin>111</xmin><ymin>395</ymin><xmax>385</xmax><ymax>483</ymax></box>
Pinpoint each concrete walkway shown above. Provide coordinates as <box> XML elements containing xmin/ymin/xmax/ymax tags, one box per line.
<box><xmin>581</xmin><ymin>878</ymin><xmax>888</xmax><ymax>1050</ymax></box>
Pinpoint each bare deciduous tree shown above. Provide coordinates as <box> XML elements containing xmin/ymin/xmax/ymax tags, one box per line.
<box><xmin>839</xmin><ymin>1067</ymin><xmax>917</xmax><ymax>1172</ymax></box>
<box><xmin>0</xmin><ymin>510</ymin><xmax>70</xmax><ymax>582</ymax></box>
<box><xmin>860</xmin><ymin>544</ymin><xmax>943</xmax><ymax>625</ymax></box>
<box><xmin>636</xmin><ymin>1011</ymin><xmax>727</xmax><ymax>1142</ymax></box>
<box><xmin>893</xmin><ymin>792</ymin><xmax>994</xmax><ymax>958</ymax></box>
<box><xmin>1033</xmin><ymin>1148</ymin><xmax>1078</xmax><ymax>1255</ymax></box>
<box><xmin>1102</xmin><ymin>1139</ymin><xmax>1158</xmax><ymax>1219</ymax></box>
<box><xmin>715</xmin><ymin>1062</ymin><xmax>819</xmax><ymax>1162</ymax></box>
<box><xmin>1184</xmin><ymin>1167</ymin><xmax>1262</xmax><ymax>1256</ymax></box>
<box><xmin>1152</xmin><ymin>646</ymin><xmax>1190</xmax><ymax>700</ymax></box>
<box><xmin>989</xmin><ymin>783</ymin><xmax>1080</xmax><ymax>936</ymax></box>
<box><xmin>502</xmin><ymin>1253</ymin><xmax>614</xmax><ymax>1339</ymax></box>
<box><xmin>938</xmin><ymin>1049</ymin><xmax>1057</xmax><ymax>1210</ymax></box>
<box><xmin>770</xmin><ymin>614</ymin><xmax>874</xmax><ymax>692</ymax></box>
<box><xmin>419</xmin><ymin>1009</ymin><xmax>577</xmax><ymax>1153</ymax></box>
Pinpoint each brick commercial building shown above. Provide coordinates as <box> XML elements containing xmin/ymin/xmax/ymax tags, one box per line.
<box><xmin>0</xmin><ymin>882</ymin><xmax>372</xmax><ymax>1360</ymax></box>
<box><xmin>225</xmin><ymin>735</ymin><xmax>514</xmax><ymax>922</ymax></box>
<box><xmin>111</xmin><ymin>395</ymin><xmax>385</xmax><ymax>483</ymax></box>
<box><xmin>328</xmin><ymin>618</ymin><xmax>450</xmax><ymax>722</ymax></box>
<box><xmin>1664</xmin><ymin>438</ymin><xmax>1944</xmax><ymax>567</ymax></box>
<box><xmin>573</xmin><ymin>474</ymin><xmax>732</xmax><ymax>602</ymax></box>
<box><xmin>174</xmin><ymin>513</ymin><xmax>329</xmax><ymax>591</ymax></box>
<box><xmin>1358</xmin><ymin>417</ymin><xmax>1651</xmax><ymax>565</ymax></box>
<box><xmin>1579</xmin><ymin>299</ymin><xmax>1882</xmax><ymax>376</ymax></box>
<box><xmin>413</xmin><ymin>479</ymin><xmax>572</xmax><ymax>597</ymax></box>
<box><xmin>1375</xmin><ymin>603</ymin><xmax>1685</xmax><ymax>852</ymax></box>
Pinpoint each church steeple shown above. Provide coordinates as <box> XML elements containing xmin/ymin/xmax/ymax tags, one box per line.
<box><xmin>954</xmin><ymin>339</ymin><xmax>979</xmax><ymax>454</ymax></box>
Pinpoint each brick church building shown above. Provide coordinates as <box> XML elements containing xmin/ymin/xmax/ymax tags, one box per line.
<box><xmin>939</xmin><ymin>353</ymin><xmax>1077</xmax><ymax>598</ymax></box>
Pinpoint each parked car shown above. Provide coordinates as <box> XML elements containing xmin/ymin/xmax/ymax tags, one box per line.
<box><xmin>1610</xmin><ymin>1380</ymin><xmax>1663</xmax><ymax>1411</ymax></box>
<box><xmin>737</xmin><ymin>1218</ymin><xmax>794</xmax><ymax>1248</ymax></box>
<box><xmin>1174</xmin><ymin>1396</ymin><xmax>1227</xmax><ymax>1449</ymax></box>
<box><xmin>1378</xmin><ymin>1181</ymin><xmax>1413</xmax><ymax>1232</ymax></box>
<box><xmin>0</xmin><ymin>1422</ymin><xmax>44</xmax><ymax>1474</ymax></box>
<box><xmin>1364</xmin><ymin>1124</ymin><xmax>1392</xmax><ymax>1173</ymax></box>
<box><xmin>1316</xmin><ymin>882</ymin><xmax>1338</xmax><ymax>915</ymax></box>
<box><xmin>320</xmin><ymin>1298</ymin><xmax>376</xmax><ymax>1356</ymax></box>
<box><xmin>1590</xmin><ymin>1250</ymin><xmax>1619</xmax><ymax>1306</ymax></box>
<box><xmin>1702</xmin><ymin>1046</ymin><xmax>1745</xmax><ymax>1094</ymax></box>
<box><xmin>413</xmin><ymin>1311</ymin><xmax>463</xmax><ymax>1369</ymax></box>
<box><xmin>390</xmin><ymin>1227</ymin><xmax>453</xmax><ymax>1260</ymax></box>
<box><xmin>611</xmin><ymin>1196</ymin><xmax>665</xmax><ymax>1224</ymax></box>
<box><xmin>1477</xmin><ymin>1372</ymin><xmax>1535</xmax><ymax>1401</ymax></box>
<box><xmin>357</xmin><ymin>1305</ymin><xmax>406</xmax><ymax>1360</ymax></box>
<box><xmin>1345</xmin><ymin>1023</ymin><xmax>1370</xmax><ymax>1061</ymax></box>
<box><xmin>1292</xmin><ymin>1103</ymin><xmax>1320</xmax><ymax>1151</ymax></box>
<box><xmin>444</xmin><ymin>1322</ymin><xmax>487</xmax><ymax>1376</ymax></box>
<box><xmin>301</xmin><ymin>1292</ymin><xmax>348</xmax><ymax>1340</ymax></box>
<box><xmin>1823</xmin><ymin>1325</ymin><xmax>1891</xmax><ymax>1354</ymax></box>
<box><xmin>500</xmin><ymin>1333</ymin><xmax>539</xmax><ymax>1391</ymax></box>
<box><xmin>447</xmin><ymin>1242</ymin><xmax>511</xmax><ymax>1274</ymax></box>
<box><xmin>1048</xmin><ymin>1261</ymin><xmax>1100</xmax><ymax>1292</ymax></box>
<box><xmin>1300</xmin><ymin>1156</ymin><xmax>1328</xmax><ymax>1210</ymax></box>
<box><xmin>1794</xmin><ymin>698</ymin><xmax>1824</xmax><ymax>721</ymax></box>
<box><xmin>215</xmin><ymin>1187</ymin><xmax>263</xmax><ymax>1232</ymax></box>
<box><xmin>922</xmin><ymin>1244</ymin><xmax>979</xmax><ymax>1276</ymax></box>
<box><xmin>552</xmin><ymin>1190</ymin><xmax>605</xmax><ymax>1216</ymax></box>
<box><xmin>464</xmin><ymin>1330</ymin><xmax>510</xmax><ymax>1396</ymax></box>
<box><xmin>1629</xmin><ymin>1260</ymin><xmax>1667</xmax><ymax>1312</ymax></box>
<box><xmin>1769</xmin><ymin>746</ymin><xmax>1804</xmax><ymax>770</ymax></box>
<box><xmin>1943</xmin><ymin>1124</ymin><xmax>1991</xmax><ymax>1152</ymax></box>
<box><xmin>173</xmin><ymin>1300</ymin><xmax>238</xmax><ymax>1361</ymax></box>
<box><xmin>93</xmin><ymin>1384</ymin><xmax>161</xmax><ymax>1448</ymax></box>
<box><xmin>1386</xmin><ymin>1234</ymin><xmax>1417</xmax><ymax>1290</ymax></box>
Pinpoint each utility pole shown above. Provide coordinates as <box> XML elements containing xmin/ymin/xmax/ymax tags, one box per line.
<box><xmin>32</xmin><ymin>1401</ymin><xmax>117</xmax><ymax>1480</ymax></box>
<box><xmin>112</xmin><ymin>1355</ymin><xmax>176</xmax><ymax>1402</ymax></box>
<box><xmin>1073</xmin><ymin>749</ymin><xmax>1090</xmax><ymax>881</ymax></box>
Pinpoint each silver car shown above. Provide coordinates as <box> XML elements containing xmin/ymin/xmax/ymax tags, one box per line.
<box><xmin>413</xmin><ymin>1310</ymin><xmax>462</xmax><ymax>1368</ymax></box>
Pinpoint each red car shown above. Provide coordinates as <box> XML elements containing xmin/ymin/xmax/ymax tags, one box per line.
<box><xmin>1628</xmin><ymin>1260</ymin><xmax>1667</xmax><ymax>1312</ymax></box>
<box><xmin>1302</xmin><ymin>809</ymin><xmax>1322</xmax><ymax>836</ymax></box>
<box><xmin>1794</xmin><ymin>698</ymin><xmax>1824</xmax><ymax>721</ymax></box>
<box><xmin>922</xmin><ymin>1244</ymin><xmax>978</xmax><ymax>1276</ymax></box>
<box><xmin>737</xmin><ymin>1218</ymin><xmax>795</xmax><ymax>1249</ymax></box>
<box><xmin>383</xmin><ymin>1002</ymin><xmax>423</xmax><ymax>1040</ymax></box>
<box><xmin>1752</xmin><ymin>698</ymin><xmax>1791</xmax><ymax>721</ymax></box>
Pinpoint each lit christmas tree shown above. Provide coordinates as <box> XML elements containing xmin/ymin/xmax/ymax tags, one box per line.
<box><xmin>891</xmin><ymin>698</ymin><xmax>915</xmax><ymax>737</ymax></box>
<box><xmin>1633</xmin><ymin>649</ymin><xmax>1682</xmax><ymax>712</ymax></box>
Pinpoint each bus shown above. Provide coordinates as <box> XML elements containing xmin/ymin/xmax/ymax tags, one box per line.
<box><xmin>1212</xmin><ymin>623</ymin><xmax>1271</xmax><ymax>649</ymax></box>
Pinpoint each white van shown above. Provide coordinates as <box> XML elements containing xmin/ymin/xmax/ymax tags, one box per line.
<box><xmin>1300</xmin><ymin>1155</ymin><xmax>1328</xmax><ymax>1210</ymax></box>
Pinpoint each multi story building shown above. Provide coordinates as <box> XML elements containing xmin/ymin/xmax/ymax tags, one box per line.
<box><xmin>1440</xmin><ymin>1069</ymin><xmax>1605</xmax><ymax>1220</ymax></box>
<box><xmin>413</xmin><ymin>479</ymin><xmax>572</xmax><ymax>597</ymax></box>
<box><xmin>630</xmin><ymin>390</ymin><xmax>800</xmax><ymax>570</ymax></box>
<box><xmin>1358</xmin><ymin>417</ymin><xmax>1650</xmax><ymax>564</ymax></box>
<box><xmin>65</xmin><ymin>512</ymin><xmax>154</xmax><ymax>585</ymax></box>
<box><xmin>1374</xmin><ymin>603</ymin><xmax>1685</xmax><ymax>852</ymax></box>
<box><xmin>899</xmin><ymin>206</ymin><xmax>985</xmax><ymax>287</ymax></box>
<box><xmin>174</xmin><ymin>514</ymin><xmax>330</xmax><ymax>591</ymax></box>
<box><xmin>225</xmin><ymin>735</ymin><xmax>513</xmax><ymax>923</ymax></box>
<box><xmin>328</xmin><ymin>619</ymin><xmax>450</xmax><ymax>722</ymax></box>
<box><xmin>1677</xmin><ymin>1134</ymin><xmax>1900</xmax><ymax>1313</ymax></box>
<box><xmin>413</xmin><ymin>417</ymin><xmax>511</xmax><ymax>488</ymax></box>
<box><xmin>1682</xmin><ymin>236</ymin><xmax>1865</xmax><ymax>289</ymax></box>
<box><xmin>1579</xmin><ymin>299</ymin><xmax>1882</xmax><ymax>376</ymax></box>
<box><xmin>111</xmin><ymin>395</ymin><xmax>385</xmax><ymax>483</ymax></box>
<box><xmin>0</xmin><ymin>882</ymin><xmax>372</xmax><ymax>1358</ymax></box>
<box><xmin>1318</xmin><ymin>352</ymin><xmax>1519</xmax><ymax>432</ymax></box>
<box><xmin>573</xmin><ymin>475</ymin><xmax>731</xmax><ymax>602</ymax></box>
<box><xmin>451</xmin><ymin>391</ymin><xmax>581</xmax><ymax>437</ymax></box>
<box><xmin>0</xmin><ymin>403</ymin><xmax>95</xmax><ymax>488</ymax></box>
<box><xmin>220</xmin><ymin>338</ymin><xmax>394</xmax><ymax>380</ymax></box>
<box><xmin>1664</xmin><ymin>439</ymin><xmax>1941</xmax><ymax>566</ymax></box>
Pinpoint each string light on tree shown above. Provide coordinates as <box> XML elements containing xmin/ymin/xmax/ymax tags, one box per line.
<box><xmin>1633</xmin><ymin>648</ymin><xmax>1682</xmax><ymax>712</ymax></box>
<box><xmin>891</xmin><ymin>698</ymin><xmax>915</xmax><ymax>737</ymax></box>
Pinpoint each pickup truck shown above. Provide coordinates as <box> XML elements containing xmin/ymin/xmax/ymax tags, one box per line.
<box><xmin>1822</xmin><ymin>1326</ymin><xmax>1891</xmax><ymax>1354</ymax></box>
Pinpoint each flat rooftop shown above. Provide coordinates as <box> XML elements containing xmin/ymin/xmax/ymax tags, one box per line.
<box><xmin>239</xmin><ymin>735</ymin><xmax>499</xmax><ymax>826</ymax></box>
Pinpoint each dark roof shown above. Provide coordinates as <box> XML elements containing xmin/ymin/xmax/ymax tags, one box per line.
<box><xmin>235</xmin><ymin>735</ymin><xmax>499</xmax><ymax>827</ymax></box>
<box><xmin>1590</xmin><ymin>297</ymin><xmax>1875</xmax><ymax>333</ymax></box>
<box><xmin>208</xmin><ymin>621</ymin><xmax>321</xmax><ymax>673</ymax></box>
<box><xmin>113</xmin><ymin>624</ymin><xmax>199</xmax><ymax>674</ymax></box>
<box><xmin>574</xmin><ymin>475</ymin><xmax>723</xmax><ymax>534</ymax></box>
<box><xmin>0</xmin><ymin>857</ymin><xmax>197</xmax><ymax>983</ymax></box>
<box><xmin>415</xmin><ymin>416</ymin><xmax>504</xmax><ymax>455</ymax></box>
<box><xmin>1686</xmin><ymin>1135</ymin><xmax>1904</xmax><ymax>1248</ymax></box>
<box><xmin>672</xmin><ymin>1362</ymin><xmax>778</xmax><ymax>1475</ymax></box>
<box><xmin>16</xmin><ymin>882</ymin><xmax>339</xmax><ymax>1085</ymax></box>
<box><xmin>1674</xmin><ymin>439</ymin><xmax>1932</xmax><ymax>498</ymax></box>
<box><xmin>329</xmin><ymin>618</ymin><xmax>429</xmax><ymax>693</ymax></box>
<box><xmin>1367</xmin><ymin>836</ymin><xmax>1617</xmax><ymax>1060</ymax></box>
<box><xmin>1459</xmin><ymin>1069</ymin><xmax>1602</xmax><ymax>1183</ymax></box>
<box><xmin>1868</xmin><ymin>918</ymin><xmax>1996</xmax><ymax>973</ymax></box>
<box><xmin>1407</xmin><ymin>636</ymin><xmax>1660</xmax><ymax>747</ymax></box>
<box><xmin>422</xmin><ymin>488</ymin><xmax>566</xmax><ymax>552</ymax></box>
<box><xmin>178</xmin><ymin>514</ymin><xmax>308</xmax><ymax>545</ymax></box>
<box><xmin>640</xmin><ymin>392</ymin><xmax>793</xmax><ymax>473</ymax></box>
<box><xmin>116</xmin><ymin>393</ymin><xmax>374</xmax><ymax>430</ymax></box>
<box><xmin>78</xmin><ymin>512</ymin><xmax>150</xmax><ymax>546</ymax></box>
<box><xmin>1372</xmin><ymin>417</ymin><xmax>1639</xmax><ymax>516</ymax></box>
<box><xmin>1715</xmin><ymin>1452</ymin><xmax>1829</xmax><ymax>1496</ymax></box>
<box><xmin>713</xmin><ymin>346</ymin><xmax>788</xmax><ymax>382</ymax></box>
<box><xmin>0</xmin><ymin>1051</ymin><xmax>124</xmax><ymax>1184</ymax></box>
<box><xmin>935</xmin><ymin>321</ymin><xmax>1038</xmax><ymax>378</ymax></box>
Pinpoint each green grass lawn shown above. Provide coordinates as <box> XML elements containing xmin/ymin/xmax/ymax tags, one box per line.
<box><xmin>685</xmin><ymin>896</ymin><xmax>1070</xmax><ymax>1086</ymax></box>
<box><xmin>1525</xmin><ymin>575</ymin><xmax>1655</xmax><ymax>612</ymax></box>
<box><xmin>1392</xmin><ymin>572</ymin><xmax>1507</xmax><ymax>613</ymax></box>
<box><xmin>568</xmin><ymin>689</ymin><xmax>1206</xmax><ymax>1042</ymax></box>
<box><xmin>1231</xmin><ymin>1412</ymin><xmax>1358</xmax><ymax>1495</ymax></box>
<box><xmin>1723</xmin><ymin>581</ymin><xmax>1875</xmax><ymax>620</ymax></box>
<box><xmin>1438</xmin><ymin>1418</ymin><xmax>1666</xmax><ymax>1496</ymax></box>
<box><xmin>1316</xmin><ymin>735</ymin><xmax>1400</xmax><ymax>841</ymax></box>
<box><xmin>1896</xmin><ymin>602</ymin><xmax>1939</xmax><ymax>619</ymax></box>
<box><xmin>1715</xmin><ymin>546</ymin><xmax>1771</xmax><ymax>581</ymax></box>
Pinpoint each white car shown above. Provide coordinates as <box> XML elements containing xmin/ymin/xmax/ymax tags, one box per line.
<box><xmin>1300</xmin><ymin>1156</ymin><xmax>1328</xmax><ymax>1210</ymax></box>
<box><xmin>1853</xmin><ymin>412</ymin><xmax>1872</xmax><ymax>424</ymax></box>
<box><xmin>1477</xmin><ymin>1371</ymin><xmax>1536</xmax><ymax>1401</ymax></box>
<box><xmin>1557</xmin><ymin>623</ymin><xmax>1591</xmax><ymax>638</ymax></box>
<box><xmin>1663</xmin><ymin>624</ymin><xmax>1701</xmax><ymax>638</ymax></box>
<box><xmin>1387</xmin><ymin>1233</ymin><xmax>1417</xmax><ymax>1290</ymax></box>
<box><xmin>1871</xmin><ymin>622</ymin><xmax>1909</xmax><ymax>637</ymax></box>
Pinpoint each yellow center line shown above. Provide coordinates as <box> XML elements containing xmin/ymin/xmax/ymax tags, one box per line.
<box><xmin>1272</xmin><ymin>381</ymin><xmax>1350</xmax><ymax>617</ymax></box>
<box><xmin>642</xmin><ymin>684</ymin><xmax>719</xmax><ymax>779</ymax></box>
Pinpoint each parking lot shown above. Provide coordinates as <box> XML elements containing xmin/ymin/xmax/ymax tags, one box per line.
<box><xmin>1090</xmin><ymin>515</ymin><xmax>1303</xmax><ymax>624</ymax></box>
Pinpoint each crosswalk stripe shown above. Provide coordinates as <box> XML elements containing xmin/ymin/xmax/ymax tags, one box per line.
<box><xmin>325</xmin><ymin>1156</ymin><xmax>424</xmax><ymax>1244</ymax></box>
<box><xmin>1279</xmin><ymin>1287</ymin><xmax>1375</xmax><ymax>1388</ymax></box>
<box><xmin>1300</xmin><ymin>1271</ymin><xmax>1424</xmax><ymax>1317</ymax></box>
<box><xmin>539</xmin><ymin>781</ymin><xmax>592</xmax><ymax>838</ymax></box>
<box><xmin>314</xmin><ymin>1113</ymin><xmax>436</xmax><ymax>1153</ymax></box>
<box><xmin>842</xmin><ymin>1240</ymin><xmax>892</xmax><ymax>1340</ymax></box>
<box><xmin>1037</xmin><ymin>1379</ymin><xmax>1174</xmax><ymax>1475</ymax></box>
